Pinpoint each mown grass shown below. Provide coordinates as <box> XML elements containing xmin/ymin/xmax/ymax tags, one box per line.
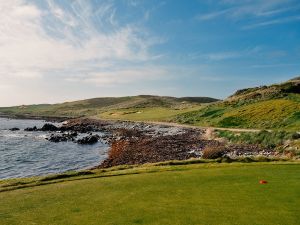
<box><xmin>1</xmin><ymin>158</ymin><xmax>289</xmax><ymax>192</ymax></box>
<box><xmin>98</xmin><ymin>106</ymin><xmax>204</xmax><ymax>122</ymax></box>
<box><xmin>0</xmin><ymin>162</ymin><xmax>299</xmax><ymax>225</ymax></box>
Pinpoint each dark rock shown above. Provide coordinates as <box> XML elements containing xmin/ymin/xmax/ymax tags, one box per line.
<box><xmin>40</xmin><ymin>123</ymin><xmax>58</xmax><ymax>131</ymax></box>
<box><xmin>46</xmin><ymin>133</ymin><xmax>75</xmax><ymax>142</ymax></box>
<box><xmin>24</xmin><ymin>126</ymin><xmax>37</xmax><ymax>131</ymax></box>
<box><xmin>9</xmin><ymin>127</ymin><xmax>20</xmax><ymax>131</ymax></box>
<box><xmin>77</xmin><ymin>134</ymin><xmax>100</xmax><ymax>145</ymax></box>
<box><xmin>60</xmin><ymin>124</ymin><xmax>99</xmax><ymax>133</ymax></box>
<box><xmin>70</xmin><ymin>131</ymin><xmax>78</xmax><ymax>137</ymax></box>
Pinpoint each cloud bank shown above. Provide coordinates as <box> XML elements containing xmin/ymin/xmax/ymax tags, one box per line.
<box><xmin>0</xmin><ymin>0</ymin><xmax>168</xmax><ymax>105</ymax></box>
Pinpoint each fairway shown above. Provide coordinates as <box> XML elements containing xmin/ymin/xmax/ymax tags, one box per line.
<box><xmin>0</xmin><ymin>163</ymin><xmax>299</xmax><ymax>225</ymax></box>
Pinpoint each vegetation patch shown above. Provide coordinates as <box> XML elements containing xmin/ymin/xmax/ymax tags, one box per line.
<box><xmin>217</xmin><ymin>116</ymin><xmax>245</xmax><ymax>127</ymax></box>
<box><xmin>0</xmin><ymin>95</ymin><xmax>214</xmax><ymax>119</ymax></box>
<box><xmin>216</xmin><ymin>130</ymin><xmax>298</xmax><ymax>150</ymax></box>
<box><xmin>175</xmin><ymin>97</ymin><xmax>300</xmax><ymax>130</ymax></box>
<box><xmin>202</xmin><ymin>145</ymin><xmax>227</xmax><ymax>159</ymax></box>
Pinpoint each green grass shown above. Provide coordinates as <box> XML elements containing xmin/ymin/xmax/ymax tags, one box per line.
<box><xmin>216</xmin><ymin>130</ymin><xmax>298</xmax><ymax>148</ymax></box>
<box><xmin>98</xmin><ymin>106</ymin><xmax>204</xmax><ymax>121</ymax></box>
<box><xmin>0</xmin><ymin>95</ymin><xmax>213</xmax><ymax>120</ymax></box>
<box><xmin>175</xmin><ymin>78</ymin><xmax>300</xmax><ymax>130</ymax></box>
<box><xmin>1</xmin><ymin>79</ymin><xmax>299</xmax><ymax>130</ymax></box>
<box><xmin>0</xmin><ymin>162</ymin><xmax>299</xmax><ymax>225</ymax></box>
<box><xmin>175</xmin><ymin>97</ymin><xmax>300</xmax><ymax>130</ymax></box>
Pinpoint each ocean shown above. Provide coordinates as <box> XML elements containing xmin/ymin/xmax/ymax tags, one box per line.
<box><xmin>0</xmin><ymin>117</ymin><xmax>108</xmax><ymax>179</ymax></box>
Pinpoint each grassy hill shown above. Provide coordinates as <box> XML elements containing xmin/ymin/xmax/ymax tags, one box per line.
<box><xmin>1</xmin><ymin>77</ymin><xmax>299</xmax><ymax>130</ymax></box>
<box><xmin>0</xmin><ymin>95</ymin><xmax>218</xmax><ymax>121</ymax></box>
<box><xmin>0</xmin><ymin>162</ymin><xmax>299</xmax><ymax>225</ymax></box>
<box><xmin>175</xmin><ymin>77</ymin><xmax>300</xmax><ymax>130</ymax></box>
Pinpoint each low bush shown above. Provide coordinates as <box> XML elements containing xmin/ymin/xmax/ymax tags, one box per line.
<box><xmin>218</xmin><ymin>116</ymin><xmax>245</xmax><ymax>127</ymax></box>
<box><xmin>217</xmin><ymin>130</ymin><xmax>293</xmax><ymax>149</ymax></box>
<box><xmin>202</xmin><ymin>145</ymin><xmax>227</xmax><ymax>159</ymax></box>
<box><xmin>292</xmin><ymin>132</ymin><xmax>300</xmax><ymax>139</ymax></box>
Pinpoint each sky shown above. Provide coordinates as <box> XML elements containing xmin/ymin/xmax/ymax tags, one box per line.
<box><xmin>0</xmin><ymin>0</ymin><xmax>299</xmax><ymax>106</ymax></box>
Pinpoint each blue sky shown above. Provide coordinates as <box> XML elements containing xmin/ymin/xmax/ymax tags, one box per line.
<box><xmin>0</xmin><ymin>0</ymin><xmax>299</xmax><ymax>106</ymax></box>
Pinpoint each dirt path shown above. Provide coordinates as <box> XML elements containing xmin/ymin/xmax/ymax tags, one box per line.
<box><xmin>133</xmin><ymin>121</ymin><xmax>264</xmax><ymax>132</ymax></box>
<box><xmin>90</xmin><ymin>116</ymin><xmax>266</xmax><ymax>136</ymax></box>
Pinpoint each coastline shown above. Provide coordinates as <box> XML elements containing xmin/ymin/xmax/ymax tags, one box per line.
<box><xmin>1</xmin><ymin>114</ymin><xmax>297</xmax><ymax>178</ymax></box>
<box><xmin>0</xmin><ymin>113</ymin><xmax>72</xmax><ymax>122</ymax></box>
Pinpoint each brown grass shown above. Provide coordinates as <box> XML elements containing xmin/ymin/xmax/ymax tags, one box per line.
<box><xmin>202</xmin><ymin>145</ymin><xmax>227</xmax><ymax>159</ymax></box>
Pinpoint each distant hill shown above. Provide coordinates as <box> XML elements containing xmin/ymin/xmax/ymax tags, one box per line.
<box><xmin>0</xmin><ymin>95</ymin><xmax>219</xmax><ymax>120</ymax></box>
<box><xmin>2</xmin><ymin>77</ymin><xmax>299</xmax><ymax>130</ymax></box>
<box><xmin>175</xmin><ymin>77</ymin><xmax>300</xmax><ymax>130</ymax></box>
<box><xmin>226</xmin><ymin>76</ymin><xmax>300</xmax><ymax>103</ymax></box>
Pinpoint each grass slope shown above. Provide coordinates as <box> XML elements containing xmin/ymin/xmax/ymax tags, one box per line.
<box><xmin>0</xmin><ymin>95</ymin><xmax>217</xmax><ymax>121</ymax></box>
<box><xmin>175</xmin><ymin>78</ymin><xmax>300</xmax><ymax>130</ymax></box>
<box><xmin>0</xmin><ymin>77</ymin><xmax>299</xmax><ymax>130</ymax></box>
<box><xmin>98</xmin><ymin>106</ymin><xmax>204</xmax><ymax>121</ymax></box>
<box><xmin>0</xmin><ymin>162</ymin><xmax>299</xmax><ymax>225</ymax></box>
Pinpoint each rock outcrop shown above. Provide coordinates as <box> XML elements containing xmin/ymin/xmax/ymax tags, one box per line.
<box><xmin>76</xmin><ymin>134</ymin><xmax>100</xmax><ymax>145</ymax></box>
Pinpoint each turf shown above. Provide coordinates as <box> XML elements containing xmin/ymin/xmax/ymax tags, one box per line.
<box><xmin>98</xmin><ymin>106</ymin><xmax>203</xmax><ymax>121</ymax></box>
<box><xmin>0</xmin><ymin>162</ymin><xmax>299</xmax><ymax>225</ymax></box>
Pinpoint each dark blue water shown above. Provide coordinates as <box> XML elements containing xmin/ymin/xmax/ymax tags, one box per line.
<box><xmin>0</xmin><ymin>118</ymin><xmax>109</xmax><ymax>179</ymax></box>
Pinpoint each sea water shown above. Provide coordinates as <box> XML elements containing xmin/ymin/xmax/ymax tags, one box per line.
<box><xmin>0</xmin><ymin>117</ymin><xmax>108</xmax><ymax>179</ymax></box>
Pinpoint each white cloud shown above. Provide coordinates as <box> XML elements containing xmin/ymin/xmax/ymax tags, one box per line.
<box><xmin>242</xmin><ymin>15</ymin><xmax>300</xmax><ymax>29</ymax></box>
<box><xmin>0</xmin><ymin>0</ymin><xmax>169</xmax><ymax>106</ymax></box>
<box><xmin>196</xmin><ymin>0</ymin><xmax>299</xmax><ymax>24</ymax></box>
<box><xmin>206</xmin><ymin>52</ymin><xmax>241</xmax><ymax>61</ymax></box>
<box><xmin>187</xmin><ymin>46</ymin><xmax>265</xmax><ymax>61</ymax></box>
<box><xmin>83</xmin><ymin>67</ymin><xmax>170</xmax><ymax>86</ymax></box>
<box><xmin>188</xmin><ymin>51</ymin><xmax>243</xmax><ymax>61</ymax></box>
<box><xmin>196</xmin><ymin>8</ymin><xmax>232</xmax><ymax>21</ymax></box>
<box><xmin>0</xmin><ymin>84</ymin><xmax>14</xmax><ymax>90</ymax></box>
<box><xmin>0</xmin><ymin>0</ymin><xmax>160</xmax><ymax>81</ymax></box>
<box><xmin>251</xmin><ymin>63</ymin><xmax>300</xmax><ymax>68</ymax></box>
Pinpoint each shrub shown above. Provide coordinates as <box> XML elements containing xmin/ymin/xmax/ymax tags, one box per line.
<box><xmin>292</xmin><ymin>133</ymin><xmax>300</xmax><ymax>140</ymax></box>
<box><xmin>218</xmin><ymin>116</ymin><xmax>245</xmax><ymax>127</ymax></box>
<box><xmin>216</xmin><ymin>130</ymin><xmax>293</xmax><ymax>149</ymax></box>
<box><xmin>202</xmin><ymin>145</ymin><xmax>227</xmax><ymax>159</ymax></box>
<box><xmin>220</xmin><ymin>156</ymin><xmax>233</xmax><ymax>163</ymax></box>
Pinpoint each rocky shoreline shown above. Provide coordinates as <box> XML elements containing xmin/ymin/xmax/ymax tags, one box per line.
<box><xmin>6</xmin><ymin>117</ymin><xmax>279</xmax><ymax>168</ymax></box>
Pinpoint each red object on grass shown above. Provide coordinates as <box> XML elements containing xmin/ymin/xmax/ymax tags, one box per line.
<box><xmin>259</xmin><ymin>180</ymin><xmax>268</xmax><ymax>184</ymax></box>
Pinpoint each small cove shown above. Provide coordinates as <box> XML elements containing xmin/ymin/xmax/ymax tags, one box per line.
<box><xmin>0</xmin><ymin>118</ymin><xmax>109</xmax><ymax>179</ymax></box>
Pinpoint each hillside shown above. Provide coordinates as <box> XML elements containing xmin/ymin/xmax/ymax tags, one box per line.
<box><xmin>175</xmin><ymin>77</ymin><xmax>300</xmax><ymax>130</ymax></box>
<box><xmin>1</xmin><ymin>77</ymin><xmax>299</xmax><ymax>130</ymax></box>
<box><xmin>0</xmin><ymin>95</ymin><xmax>218</xmax><ymax>120</ymax></box>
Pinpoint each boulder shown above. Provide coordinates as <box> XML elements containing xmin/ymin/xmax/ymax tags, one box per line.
<box><xmin>40</xmin><ymin>123</ymin><xmax>59</xmax><ymax>131</ymax></box>
<box><xmin>76</xmin><ymin>134</ymin><xmax>100</xmax><ymax>145</ymax></box>
<box><xmin>9</xmin><ymin>127</ymin><xmax>20</xmax><ymax>131</ymax></box>
<box><xmin>24</xmin><ymin>126</ymin><xmax>37</xmax><ymax>131</ymax></box>
<box><xmin>46</xmin><ymin>133</ymin><xmax>75</xmax><ymax>142</ymax></box>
